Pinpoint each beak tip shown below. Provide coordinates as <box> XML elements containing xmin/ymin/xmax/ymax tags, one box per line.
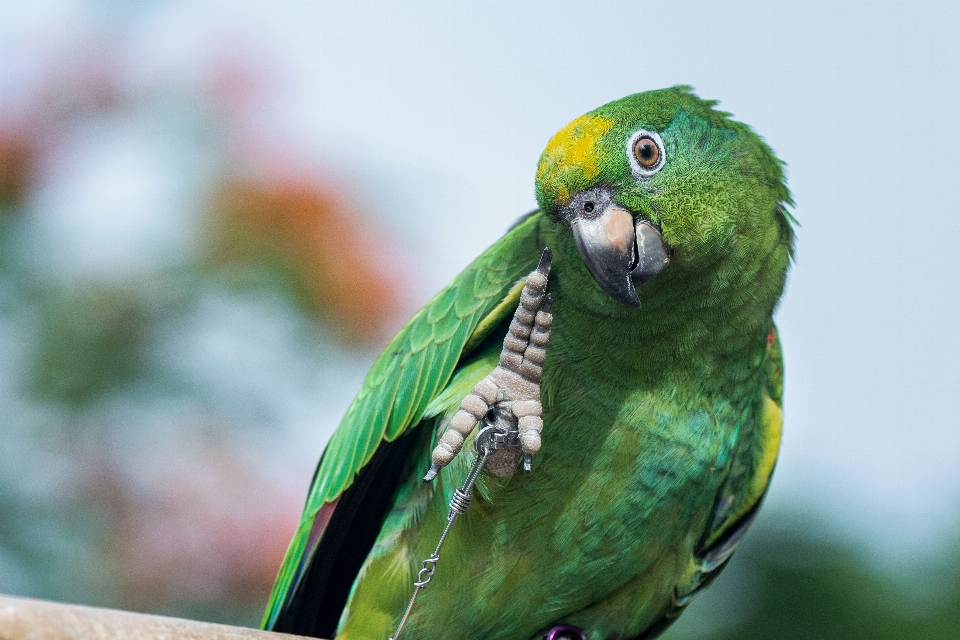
<box><xmin>570</xmin><ymin>204</ymin><xmax>668</xmax><ymax>308</ymax></box>
<box><xmin>617</xmin><ymin>285</ymin><xmax>643</xmax><ymax>308</ymax></box>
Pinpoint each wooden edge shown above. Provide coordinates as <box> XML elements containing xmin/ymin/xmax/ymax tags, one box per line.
<box><xmin>0</xmin><ymin>594</ymin><xmax>322</xmax><ymax>640</ymax></box>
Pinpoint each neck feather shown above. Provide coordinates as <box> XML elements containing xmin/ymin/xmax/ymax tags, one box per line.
<box><xmin>540</xmin><ymin>221</ymin><xmax>788</xmax><ymax>394</ymax></box>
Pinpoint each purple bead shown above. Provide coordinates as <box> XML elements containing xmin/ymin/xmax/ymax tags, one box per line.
<box><xmin>544</xmin><ymin>624</ymin><xmax>586</xmax><ymax>640</ymax></box>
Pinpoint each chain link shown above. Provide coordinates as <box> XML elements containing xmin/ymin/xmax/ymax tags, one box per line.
<box><xmin>389</xmin><ymin>422</ymin><xmax>506</xmax><ymax>640</ymax></box>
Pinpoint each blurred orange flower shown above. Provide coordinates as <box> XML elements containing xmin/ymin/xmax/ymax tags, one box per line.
<box><xmin>209</xmin><ymin>175</ymin><xmax>405</xmax><ymax>345</ymax></box>
<box><xmin>0</xmin><ymin>124</ymin><xmax>40</xmax><ymax>208</ymax></box>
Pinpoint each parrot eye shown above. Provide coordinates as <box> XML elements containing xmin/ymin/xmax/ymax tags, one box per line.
<box><xmin>634</xmin><ymin>137</ymin><xmax>659</xmax><ymax>167</ymax></box>
<box><xmin>627</xmin><ymin>129</ymin><xmax>665</xmax><ymax>178</ymax></box>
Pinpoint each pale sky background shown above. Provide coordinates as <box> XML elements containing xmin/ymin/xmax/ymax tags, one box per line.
<box><xmin>3</xmin><ymin>0</ymin><xmax>959</xmax><ymax>566</ymax></box>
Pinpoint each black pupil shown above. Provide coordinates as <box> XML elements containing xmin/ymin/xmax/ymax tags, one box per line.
<box><xmin>584</xmin><ymin>202</ymin><xmax>595</xmax><ymax>213</ymax></box>
<box><xmin>639</xmin><ymin>142</ymin><xmax>655</xmax><ymax>160</ymax></box>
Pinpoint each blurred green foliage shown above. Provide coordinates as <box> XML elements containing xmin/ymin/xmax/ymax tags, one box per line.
<box><xmin>28</xmin><ymin>286</ymin><xmax>157</xmax><ymax>407</ymax></box>
<box><xmin>0</xmin><ymin>56</ymin><xmax>403</xmax><ymax>625</ymax></box>
<box><xmin>666</xmin><ymin>516</ymin><xmax>960</xmax><ymax>640</ymax></box>
<box><xmin>0</xmin><ymin>204</ymin><xmax>306</xmax><ymax>626</ymax></box>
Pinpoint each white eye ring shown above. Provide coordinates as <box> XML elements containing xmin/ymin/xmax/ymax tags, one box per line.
<box><xmin>626</xmin><ymin>129</ymin><xmax>666</xmax><ymax>178</ymax></box>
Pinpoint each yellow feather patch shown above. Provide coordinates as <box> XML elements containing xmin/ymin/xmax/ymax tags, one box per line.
<box><xmin>702</xmin><ymin>393</ymin><xmax>783</xmax><ymax>551</ymax></box>
<box><xmin>753</xmin><ymin>394</ymin><xmax>783</xmax><ymax>496</ymax></box>
<box><xmin>536</xmin><ymin>113</ymin><xmax>615</xmax><ymax>205</ymax></box>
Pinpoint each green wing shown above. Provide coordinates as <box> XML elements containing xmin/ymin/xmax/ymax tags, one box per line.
<box><xmin>697</xmin><ymin>324</ymin><xmax>784</xmax><ymax>555</ymax></box>
<box><xmin>263</xmin><ymin>212</ymin><xmax>547</xmax><ymax>628</ymax></box>
<box><xmin>643</xmin><ymin>325</ymin><xmax>785</xmax><ymax>638</ymax></box>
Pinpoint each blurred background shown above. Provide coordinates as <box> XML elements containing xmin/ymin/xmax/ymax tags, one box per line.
<box><xmin>0</xmin><ymin>1</ymin><xmax>958</xmax><ymax>637</ymax></box>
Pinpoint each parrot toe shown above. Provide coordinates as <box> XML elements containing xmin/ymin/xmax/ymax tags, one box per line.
<box><xmin>427</xmin><ymin>249</ymin><xmax>554</xmax><ymax>479</ymax></box>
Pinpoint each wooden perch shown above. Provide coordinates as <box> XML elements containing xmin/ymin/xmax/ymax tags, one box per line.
<box><xmin>0</xmin><ymin>595</ymin><xmax>321</xmax><ymax>640</ymax></box>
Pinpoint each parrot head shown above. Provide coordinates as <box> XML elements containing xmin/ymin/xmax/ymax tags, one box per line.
<box><xmin>535</xmin><ymin>86</ymin><xmax>793</xmax><ymax>308</ymax></box>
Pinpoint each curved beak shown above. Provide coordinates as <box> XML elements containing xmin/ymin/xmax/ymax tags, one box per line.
<box><xmin>570</xmin><ymin>205</ymin><xmax>671</xmax><ymax>307</ymax></box>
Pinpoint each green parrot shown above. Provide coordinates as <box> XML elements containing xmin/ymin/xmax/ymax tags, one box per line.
<box><xmin>262</xmin><ymin>86</ymin><xmax>794</xmax><ymax>640</ymax></box>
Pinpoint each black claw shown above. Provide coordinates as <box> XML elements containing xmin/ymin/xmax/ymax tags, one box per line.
<box><xmin>541</xmin><ymin>293</ymin><xmax>552</xmax><ymax>314</ymax></box>
<box><xmin>423</xmin><ymin>463</ymin><xmax>440</xmax><ymax>482</ymax></box>
<box><xmin>537</xmin><ymin>247</ymin><xmax>552</xmax><ymax>275</ymax></box>
<box><xmin>523</xmin><ymin>454</ymin><xmax>533</xmax><ymax>473</ymax></box>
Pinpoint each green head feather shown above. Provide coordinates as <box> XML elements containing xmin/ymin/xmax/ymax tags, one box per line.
<box><xmin>535</xmin><ymin>86</ymin><xmax>795</xmax><ymax>274</ymax></box>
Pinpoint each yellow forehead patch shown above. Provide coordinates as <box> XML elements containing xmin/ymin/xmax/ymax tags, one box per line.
<box><xmin>536</xmin><ymin>113</ymin><xmax>615</xmax><ymax>204</ymax></box>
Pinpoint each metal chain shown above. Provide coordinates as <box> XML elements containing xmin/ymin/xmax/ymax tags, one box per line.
<box><xmin>389</xmin><ymin>424</ymin><xmax>505</xmax><ymax>640</ymax></box>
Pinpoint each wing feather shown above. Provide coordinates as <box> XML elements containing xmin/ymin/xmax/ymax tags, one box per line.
<box><xmin>263</xmin><ymin>212</ymin><xmax>548</xmax><ymax>629</ymax></box>
<box><xmin>636</xmin><ymin>325</ymin><xmax>786</xmax><ymax>640</ymax></box>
